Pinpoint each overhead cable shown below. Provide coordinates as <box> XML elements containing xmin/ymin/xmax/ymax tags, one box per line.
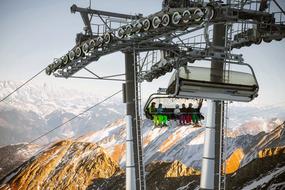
<box><xmin>0</xmin><ymin>68</ymin><xmax>45</xmax><ymax>103</ymax></box>
<box><xmin>27</xmin><ymin>89</ymin><xmax>122</xmax><ymax>145</ymax></box>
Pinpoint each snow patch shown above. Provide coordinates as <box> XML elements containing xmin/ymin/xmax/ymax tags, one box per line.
<box><xmin>241</xmin><ymin>166</ymin><xmax>285</xmax><ymax>190</ymax></box>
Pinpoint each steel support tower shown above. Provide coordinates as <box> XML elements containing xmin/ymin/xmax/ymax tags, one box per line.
<box><xmin>212</xmin><ymin>23</ymin><xmax>226</xmax><ymax>190</ymax></box>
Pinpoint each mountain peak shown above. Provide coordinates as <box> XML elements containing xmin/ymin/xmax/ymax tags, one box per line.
<box><xmin>0</xmin><ymin>80</ymin><xmax>104</xmax><ymax>117</ymax></box>
<box><xmin>146</xmin><ymin>160</ymin><xmax>200</xmax><ymax>178</ymax></box>
<box><xmin>1</xmin><ymin>140</ymin><xmax>122</xmax><ymax>190</ymax></box>
<box><xmin>165</xmin><ymin>160</ymin><xmax>200</xmax><ymax>177</ymax></box>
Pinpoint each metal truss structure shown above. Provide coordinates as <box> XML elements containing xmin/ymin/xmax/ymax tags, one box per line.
<box><xmin>46</xmin><ymin>1</ymin><xmax>285</xmax><ymax>79</ymax></box>
<box><xmin>45</xmin><ymin>1</ymin><xmax>285</xmax><ymax>190</ymax></box>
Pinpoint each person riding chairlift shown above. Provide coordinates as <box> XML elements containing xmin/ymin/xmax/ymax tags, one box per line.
<box><xmin>180</xmin><ymin>103</ymin><xmax>188</xmax><ymax>125</ymax></box>
<box><xmin>157</xmin><ymin>103</ymin><xmax>168</xmax><ymax>127</ymax></box>
<box><xmin>173</xmin><ymin>104</ymin><xmax>181</xmax><ymax>125</ymax></box>
<box><xmin>186</xmin><ymin>103</ymin><xmax>193</xmax><ymax>124</ymax></box>
<box><xmin>190</xmin><ymin>99</ymin><xmax>204</xmax><ymax>126</ymax></box>
<box><xmin>149</xmin><ymin>102</ymin><xmax>156</xmax><ymax>114</ymax></box>
<box><xmin>149</xmin><ymin>102</ymin><xmax>159</xmax><ymax>126</ymax></box>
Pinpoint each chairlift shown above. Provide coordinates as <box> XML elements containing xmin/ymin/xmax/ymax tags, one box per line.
<box><xmin>144</xmin><ymin>93</ymin><xmax>204</xmax><ymax>127</ymax></box>
<box><xmin>166</xmin><ymin>63</ymin><xmax>259</xmax><ymax>102</ymax></box>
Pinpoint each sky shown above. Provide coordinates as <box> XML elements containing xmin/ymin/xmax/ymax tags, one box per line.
<box><xmin>0</xmin><ymin>0</ymin><xmax>285</xmax><ymax>107</ymax></box>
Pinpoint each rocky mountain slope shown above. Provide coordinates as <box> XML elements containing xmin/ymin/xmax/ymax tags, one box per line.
<box><xmin>227</xmin><ymin>146</ymin><xmax>285</xmax><ymax>190</ymax></box>
<box><xmin>1</xmin><ymin>141</ymin><xmax>284</xmax><ymax>190</ymax></box>
<box><xmin>0</xmin><ymin>120</ymin><xmax>284</xmax><ymax>190</ymax></box>
<box><xmin>0</xmin><ymin>144</ymin><xmax>40</xmax><ymax>179</ymax></box>
<box><xmin>0</xmin><ymin>140</ymin><xmax>123</xmax><ymax>190</ymax></box>
<box><xmin>77</xmin><ymin>118</ymin><xmax>285</xmax><ymax>173</ymax></box>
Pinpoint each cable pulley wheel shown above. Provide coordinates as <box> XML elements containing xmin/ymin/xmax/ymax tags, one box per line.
<box><xmin>134</xmin><ymin>21</ymin><xmax>142</xmax><ymax>33</ymax></box>
<box><xmin>89</xmin><ymin>39</ymin><xmax>96</xmax><ymax>50</ymax></box>
<box><xmin>172</xmin><ymin>12</ymin><xmax>182</xmax><ymax>25</ymax></box>
<box><xmin>161</xmin><ymin>14</ymin><xmax>170</xmax><ymax>27</ymax></box>
<box><xmin>49</xmin><ymin>64</ymin><xmax>56</xmax><ymax>72</ymax></box>
<box><xmin>125</xmin><ymin>25</ymin><xmax>133</xmax><ymax>35</ymax></box>
<box><xmin>96</xmin><ymin>36</ymin><xmax>104</xmax><ymax>47</ymax></box>
<box><xmin>152</xmin><ymin>16</ymin><xmax>161</xmax><ymax>29</ymax></box>
<box><xmin>52</xmin><ymin>63</ymin><xmax>59</xmax><ymax>71</ymax></box>
<box><xmin>75</xmin><ymin>47</ymin><xmax>82</xmax><ymax>58</ymax></box>
<box><xmin>193</xmin><ymin>8</ymin><xmax>204</xmax><ymax>22</ymax></box>
<box><xmin>55</xmin><ymin>58</ymin><xmax>63</xmax><ymax>67</ymax></box>
<box><xmin>82</xmin><ymin>43</ymin><xmax>89</xmax><ymax>54</ymax></box>
<box><xmin>117</xmin><ymin>27</ymin><xmax>125</xmax><ymax>39</ymax></box>
<box><xmin>142</xmin><ymin>19</ymin><xmax>151</xmax><ymax>31</ymax></box>
<box><xmin>104</xmin><ymin>32</ymin><xmax>112</xmax><ymax>44</ymax></box>
<box><xmin>68</xmin><ymin>50</ymin><xmax>75</xmax><ymax>61</ymax></box>
<box><xmin>205</xmin><ymin>6</ymin><xmax>214</xmax><ymax>21</ymax></box>
<box><xmin>45</xmin><ymin>66</ymin><xmax>52</xmax><ymax>75</ymax></box>
<box><xmin>182</xmin><ymin>10</ymin><xmax>191</xmax><ymax>24</ymax></box>
<box><xmin>62</xmin><ymin>54</ymin><xmax>69</xmax><ymax>65</ymax></box>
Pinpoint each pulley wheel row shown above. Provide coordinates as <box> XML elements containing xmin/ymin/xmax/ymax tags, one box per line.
<box><xmin>232</xmin><ymin>29</ymin><xmax>284</xmax><ymax>49</ymax></box>
<box><xmin>45</xmin><ymin>32</ymin><xmax>113</xmax><ymax>75</ymax></box>
<box><xmin>116</xmin><ymin>6</ymin><xmax>214</xmax><ymax>39</ymax></box>
<box><xmin>46</xmin><ymin>6</ymin><xmax>215</xmax><ymax>75</ymax></box>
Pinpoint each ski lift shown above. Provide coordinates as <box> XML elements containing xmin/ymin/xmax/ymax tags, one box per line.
<box><xmin>166</xmin><ymin>63</ymin><xmax>259</xmax><ymax>102</ymax></box>
<box><xmin>144</xmin><ymin>93</ymin><xmax>204</xmax><ymax>127</ymax></box>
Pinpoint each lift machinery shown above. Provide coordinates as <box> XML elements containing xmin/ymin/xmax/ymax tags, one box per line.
<box><xmin>45</xmin><ymin>1</ymin><xmax>285</xmax><ymax>190</ymax></box>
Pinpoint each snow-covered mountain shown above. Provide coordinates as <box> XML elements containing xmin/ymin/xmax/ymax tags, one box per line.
<box><xmin>0</xmin><ymin>81</ymin><xmax>124</xmax><ymax>145</ymax></box>
<box><xmin>1</xmin><ymin>124</ymin><xmax>284</xmax><ymax>190</ymax></box>
<box><xmin>0</xmin><ymin>140</ymin><xmax>123</xmax><ymax>190</ymax></box>
<box><xmin>1</xmin><ymin>80</ymin><xmax>285</xmax><ymax>189</ymax></box>
<box><xmin>0</xmin><ymin>81</ymin><xmax>122</xmax><ymax>117</ymax></box>
<box><xmin>1</xmin><ymin>80</ymin><xmax>284</xmax><ymax>167</ymax></box>
<box><xmin>76</xmin><ymin>117</ymin><xmax>285</xmax><ymax>172</ymax></box>
<box><xmin>1</xmin><ymin>80</ymin><xmax>285</xmax><ymax>146</ymax></box>
<box><xmin>0</xmin><ymin>143</ymin><xmax>40</xmax><ymax>179</ymax></box>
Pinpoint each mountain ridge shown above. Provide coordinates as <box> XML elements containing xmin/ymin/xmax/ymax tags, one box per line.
<box><xmin>1</xmin><ymin>140</ymin><xmax>284</xmax><ymax>190</ymax></box>
<box><xmin>0</xmin><ymin>81</ymin><xmax>124</xmax><ymax>145</ymax></box>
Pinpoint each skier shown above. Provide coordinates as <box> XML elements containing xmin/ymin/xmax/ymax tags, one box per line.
<box><xmin>173</xmin><ymin>104</ymin><xmax>181</xmax><ymax>125</ymax></box>
<box><xmin>149</xmin><ymin>102</ymin><xmax>159</xmax><ymax>126</ymax></box>
<box><xmin>186</xmin><ymin>103</ymin><xmax>193</xmax><ymax>124</ymax></box>
<box><xmin>192</xmin><ymin>99</ymin><xmax>204</xmax><ymax>127</ymax></box>
<box><xmin>157</xmin><ymin>103</ymin><xmax>168</xmax><ymax>127</ymax></box>
<box><xmin>180</xmin><ymin>103</ymin><xmax>188</xmax><ymax>125</ymax></box>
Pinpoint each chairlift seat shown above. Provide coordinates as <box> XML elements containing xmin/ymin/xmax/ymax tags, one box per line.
<box><xmin>166</xmin><ymin>65</ymin><xmax>259</xmax><ymax>102</ymax></box>
<box><xmin>144</xmin><ymin>93</ymin><xmax>204</xmax><ymax>122</ymax></box>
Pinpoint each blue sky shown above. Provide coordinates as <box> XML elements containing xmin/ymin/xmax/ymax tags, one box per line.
<box><xmin>0</xmin><ymin>0</ymin><xmax>284</xmax><ymax>107</ymax></box>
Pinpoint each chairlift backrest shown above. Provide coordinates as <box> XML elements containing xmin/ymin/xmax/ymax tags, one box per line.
<box><xmin>166</xmin><ymin>63</ymin><xmax>259</xmax><ymax>102</ymax></box>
